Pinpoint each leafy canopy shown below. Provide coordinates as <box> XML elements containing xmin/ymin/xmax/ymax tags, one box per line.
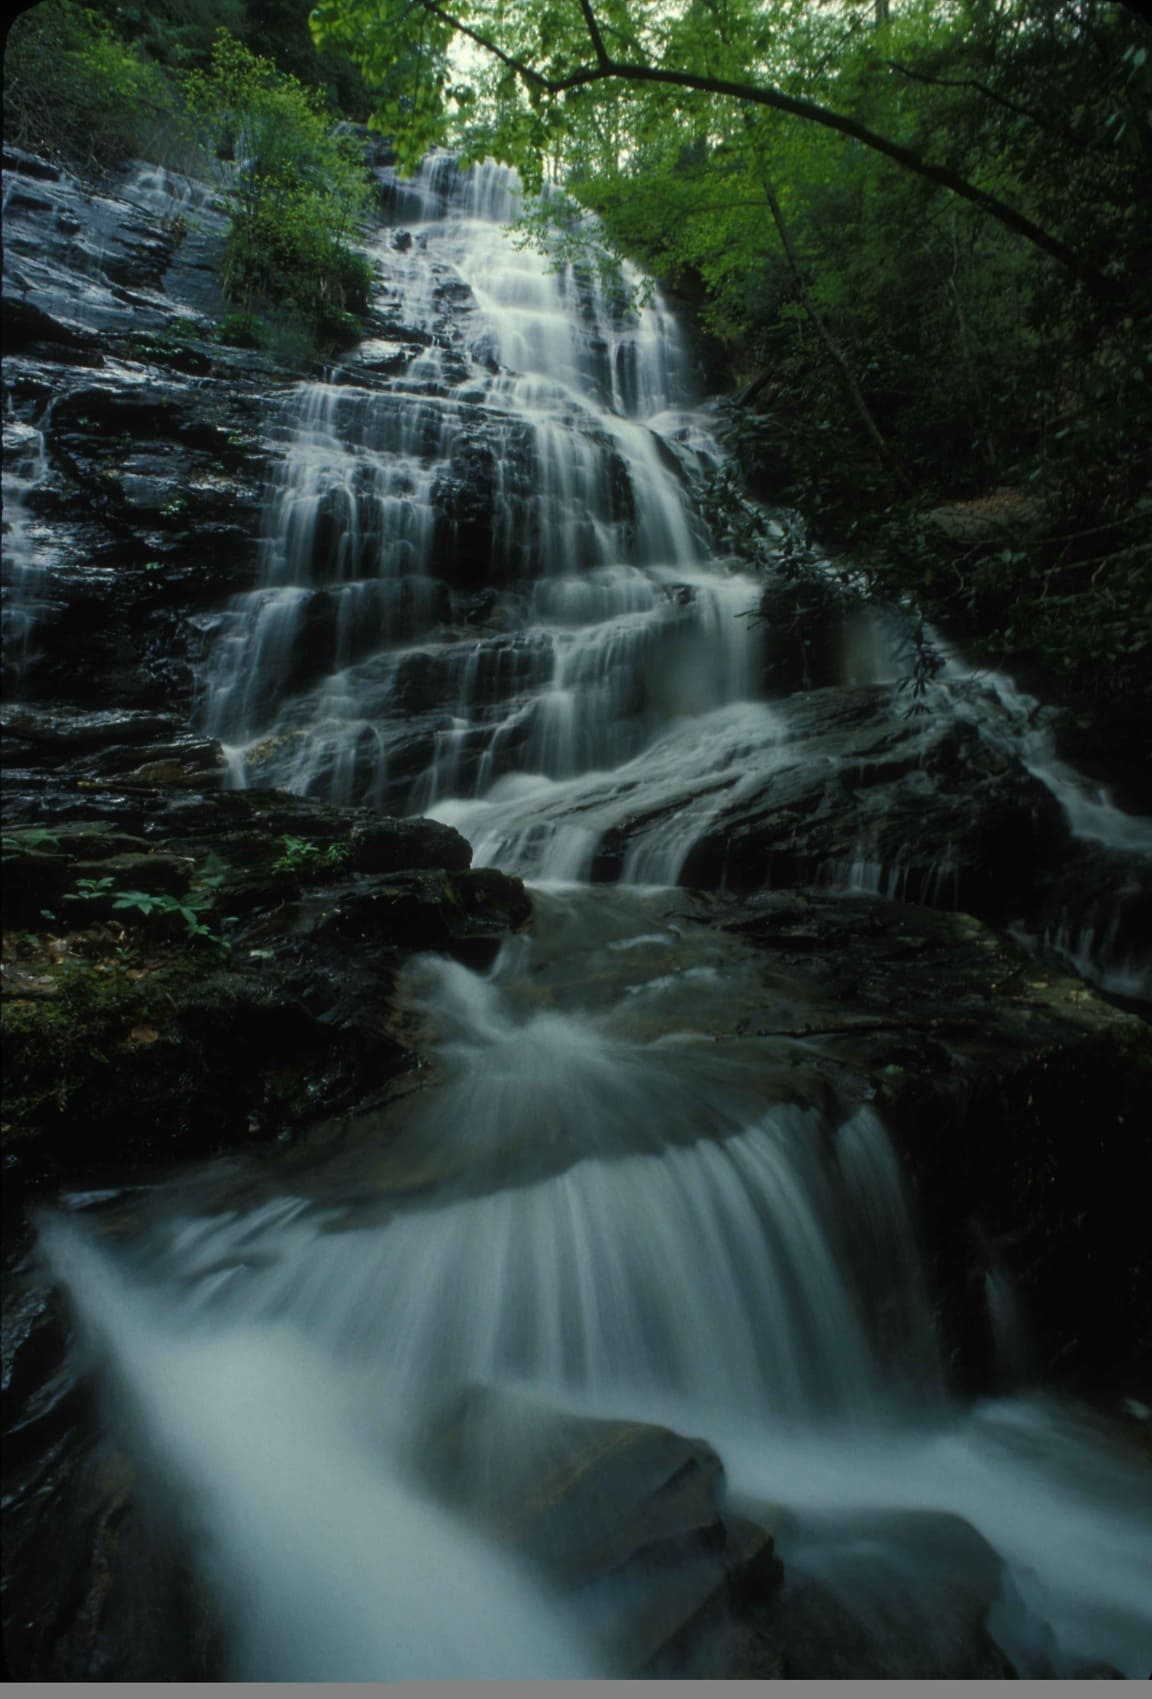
<box><xmin>313</xmin><ymin>0</ymin><xmax>1150</xmax><ymax>707</ymax></box>
<box><xmin>309</xmin><ymin>0</ymin><xmax>1129</xmax><ymax>294</ymax></box>
<box><xmin>184</xmin><ymin>33</ymin><xmax>374</xmax><ymax>344</ymax></box>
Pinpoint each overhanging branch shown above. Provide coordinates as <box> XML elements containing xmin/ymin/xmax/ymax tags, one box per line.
<box><xmin>407</xmin><ymin>0</ymin><xmax>1118</xmax><ymax>298</ymax></box>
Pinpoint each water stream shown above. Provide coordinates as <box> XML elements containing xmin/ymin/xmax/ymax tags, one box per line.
<box><xmin>41</xmin><ymin>155</ymin><xmax>1152</xmax><ymax>1679</ymax></box>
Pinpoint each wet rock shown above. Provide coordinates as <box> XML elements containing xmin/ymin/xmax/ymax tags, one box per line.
<box><xmin>1</xmin><ymin>157</ymin><xmax>269</xmax><ymax>713</ymax></box>
<box><xmin>3</xmin><ymin>146</ymin><xmax>62</xmax><ymax>180</ymax></box>
<box><xmin>1</xmin><ymin>783</ymin><xmax>530</xmax><ymax>1199</ymax></box>
<box><xmin>3</xmin><ymin>706</ymin><xmax>187</xmax><ymax>755</ymax></box>
<box><xmin>3</xmin><ymin>297</ymin><xmax>104</xmax><ymax>358</ymax></box>
<box><xmin>1034</xmin><ymin>840</ymin><xmax>1152</xmax><ymax>1005</ymax></box>
<box><xmin>2</xmin><ymin>1393</ymin><xmax>227</xmax><ymax>1682</ymax></box>
<box><xmin>673</xmin><ymin>692</ymin><xmax>1071</xmax><ymax>925</ymax></box>
<box><xmin>417</xmin><ymin>1383</ymin><xmax>780</xmax><ymax>1674</ymax></box>
<box><xmin>756</xmin><ymin>1510</ymin><xmax>1016</xmax><ymax>1678</ymax></box>
<box><xmin>0</xmin><ymin>1255</ymin><xmax>189</xmax><ymax>1685</ymax></box>
<box><xmin>348</xmin><ymin>815</ymin><xmax>472</xmax><ymax>874</ymax></box>
<box><xmin>718</xmin><ymin>886</ymin><xmax>1152</xmax><ymax>1394</ymax></box>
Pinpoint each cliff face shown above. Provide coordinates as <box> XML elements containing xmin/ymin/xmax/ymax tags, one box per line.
<box><xmin>4</xmin><ymin>147</ymin><xmax>278</xmax><ymax>728</ymax></box>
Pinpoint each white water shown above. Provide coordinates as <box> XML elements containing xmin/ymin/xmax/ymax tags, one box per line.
<box><xmin>40</xmin><ymin>1216</ymin><xmax>600</xmax><ymax>1681</ymax></box>
<box><xmin>196</xmin><ymin>151</ymin><xmax>1149</xmax><ymax>1004</ymax></box>
<box><xmin>202</xmin><ymin>152</ymin><xmax>764</xmax><ymax>853</ymax></box>
<box><xmin>43</xmin><ymin>884</ymin><xmax>1152</xmax><ymax>1678</ymax></box>
<box><xmin>1</xmin><ymin>406</ymin><xmax>55</xmax><ymax>689</ymax></box>
<box><xmin>38</xmin><ymin>156</ymin><xmax>1152</xmax><ymax>1679</ymax></box>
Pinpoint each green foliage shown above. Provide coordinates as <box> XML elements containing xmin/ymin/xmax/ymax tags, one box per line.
<box><xmin>105</xmin><ymin>0</ymin><xmax>247</xmax><ymax>70</ymax></box>
<box><xmin>215</xmin><ymin>309</ymin><xmax>268</xmax><ymax>346</ymax></box>
<box><xmin>3</xmin><ymin>961</ymin><xmax>155</xmax><ymax>1126</ymax></box>
<box><xmin>349</xmin><ymin>0</ymin><xmax>1144</xmax><ymax>711</ymax></box>
<box><xmin>65</xmin><ymin>875</ymin><xmax>118</xmax><ymax>902</ymax></box>
<box><xmin>272</xmin><ymin>835</ymin><xmax>351</xmax><ymax>874</ymax></box>
<box><xmin>184</xmin><ymin>33</ymin><xmax>373</xmax><ymax>348</ymax></box>
<box><xmin>3</xmin><ymin>0</ymin><xmax>179</xmax><ymax>170</ymax></box>
<box><xmin>63</xmin><ymin>853</ymin><xmax>232</xmax><ymax>947</ymax></box>
<box><xmin>1</xmin><ymin>829</ymin><xmax>60</xmax><ymax>857</ymax></box>
<box><xmin>242</xmin><ymin>0</ymin><xmax>372</xmax><ymax>115</ymax></box>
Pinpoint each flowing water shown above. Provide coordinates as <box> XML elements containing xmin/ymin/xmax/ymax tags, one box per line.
<box><xmin>1</xmin><ymin>405</ymin><xmax>57</xmax><ymax>691</ymax></box>
<box><xmin>41</xmin><ymin>155</ymin><xmax>1152</xmax><ymax>1679</ymax></box>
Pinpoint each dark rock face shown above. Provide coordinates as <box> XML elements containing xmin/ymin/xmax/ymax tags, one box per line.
<box><xmin>417</xmin><ymin>1383</ymin><xmax>780</xmax><ymax>1675</ymax></box>
<box><xmin>2</xmin><ymin>1252</ymin><xmax>233</xmax><ymax>1682</ymax></box>
<box><xmin>756</xmin><ymin>1510</ymin><xmax>1015</xmax><ymax>1679</ymax></box>
<box><xmin>676</xmin><ymin>692</ymin><xmax>1069</xmax><ymax>923</ymax></box>
<box><xmin>718</xmin><ymin>886</ymin><xmax>1152</xmax><ymax>1395</ymax></box>
<box><xmin>1</xmin><ymin>783</ymin><xmax>528</xmax><ymax>1201</ymax></box>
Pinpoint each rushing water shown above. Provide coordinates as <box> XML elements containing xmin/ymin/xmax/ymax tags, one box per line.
<box><xmin>1</xmin><ymin>407</ymin><xmax>55</xmax><ymax>690</ymax></box>
<box><xmin>43</xmin><ymin>882</ymin><xmax>1152</xmax><ymax>1679</ymax></box>
<box><xmin>41</xmin><ymin>156</ymin><xmax>1152</xmax><ymax>1679</ymax></box>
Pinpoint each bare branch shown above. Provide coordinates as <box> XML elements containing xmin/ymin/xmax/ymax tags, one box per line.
<box><xmin>577</xmin><ymin>0</ymin><xmax>611</xmax><ymax>70</ymax></box>
<box><xmin>418</xmin><ymin>0</ymin><xmax>553</xmax><ymax>89</ymax></box>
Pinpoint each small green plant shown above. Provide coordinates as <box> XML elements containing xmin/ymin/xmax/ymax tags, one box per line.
<box><xmin>1</xmin><ymin>829</ymin><xmax>60</xmax><ymax>856</ymax></box>
<box><xmin>65</xmin><ymin>876</ymin><xmax>117</xmax><ymax>901</ymax></box>
<box><xmin>63</xmin><ymin>855</ymin><xmax>231</xmax><ymax>948</ymax></box>
<box><xmin>216</xmin><ymin>310</ymin><xmax>267</xmax><ymax>349</ymax></box>
<box><xmin>272</xmin><ymin>836</ymin><xmax>350</xmax><ymax>875</ymax></box>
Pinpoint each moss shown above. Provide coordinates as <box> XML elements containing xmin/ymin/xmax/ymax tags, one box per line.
<box><xmin>0</xmin><ymin>944</ymin><xmax>214</xmax><ymax>1139</ymax></box>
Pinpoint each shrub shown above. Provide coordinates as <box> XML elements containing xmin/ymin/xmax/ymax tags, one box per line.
<box><xmin>216</xmin><ymin>309</ymin><xmax>268</xmax><ymax>348</ymax></box>
<box><xmin>184</xmin><ymin>33</ymin><xmax>372</xmax><ymax>350</ymax></box>
<box><xmin>3</xmin><ymin>1</ymin><xmax>178</xmax><ymax>172</ymax></box>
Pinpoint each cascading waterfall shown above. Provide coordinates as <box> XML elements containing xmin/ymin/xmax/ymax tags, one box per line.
<box><xmin>42</xmin><ymin>157</ymin><xmax>1152</xmax><ymax>1680</ymax></box>
<box><xmin>201</xmin><ymin>151</ymin><xmax>767</xmax><ymax>867</ymax></box>
<box><xmin>1</xmin><ymin>407</ymin><xmax>55</xmax><ymax>691</ymax></box>
<box><xmin>199</xmin><ymin>148</ymin><xmax>1149</xmax><ymax>966</ymax></box>
<box><xmin>39</xmin><ymin>1215</ymin><xmax>601</xmax><ymax>1682</ymax></box>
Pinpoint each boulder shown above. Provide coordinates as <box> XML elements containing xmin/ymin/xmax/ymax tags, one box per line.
<box><xmin>1</xmin><ymin>784</ymin><xmax>530</xmax><ymax>1199</ymax></box>
<box><xmin>755</xmin><ymin>1509</ymin><xmax>1016</xmax><ymax>1678</ymax></box>
<box><xmin>416</xmin><ymin>1383</ymin><xmax>780</xmax><ymax>1674</ymax></box>
<box><xmin>677</xmin><ymin>693</ymin><xmax>1070</xmax><ymax>924</ymax></box>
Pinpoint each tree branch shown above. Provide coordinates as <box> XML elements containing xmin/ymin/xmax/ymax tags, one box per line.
<box><xmin>887</xmin><ymin>58</ymin><xmax>1105</xmax><ymax>154</ymax></box>
<box><xmin>558</xmin><ymin>59</ymin><xmax>1116</xmax><ymax>297</ymax></box>
<box><xmin>418</xmin><ymin>0</ymin><xmax>552</xmax><ymax>89</ymax></box>
<box><xmin>744</xmin><ymin>125</ymin><xmax>912</xmax><ymax>494</ymax></box>
<box><xmin>577</xmin><ymin>0</ymin><xmax>611</xmax><ymax>70</ymax></box>
<box><xmin>406</xmin><ymin>1</ymin><xmax>1119</xmax><ymax>299</ymax></box>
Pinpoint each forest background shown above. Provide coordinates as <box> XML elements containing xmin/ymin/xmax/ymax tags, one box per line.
<box><xmin>5</xmin><ymin>0</ymin><xmax>1150</xmax><ymax>754</ymax></box>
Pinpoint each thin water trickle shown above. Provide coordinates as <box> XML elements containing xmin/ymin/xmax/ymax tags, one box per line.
<box><xmin>2</xmin><ymin>406</ymin><xmax>56</xmax><ymax>690</ymax></box>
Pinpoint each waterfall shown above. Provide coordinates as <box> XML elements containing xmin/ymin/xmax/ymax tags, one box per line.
<box><xmin>201</xmin><ymin>152</ymin><xmax>764</xmax><ymax>865</ymax></box>
<box><xmin>39</xmin><ymin>1215</ymin><xmax>601</xmax><ymax>1682</ymax></box>
<box><xmin>1</xmin><ymin>407</ymin><xmax>55</xmax><ymax>692</ymax></box>
<box><xmin>41</xmin><ymin>157</ymin><xmax>1152</xmax><ymax>1680</ymax></box>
